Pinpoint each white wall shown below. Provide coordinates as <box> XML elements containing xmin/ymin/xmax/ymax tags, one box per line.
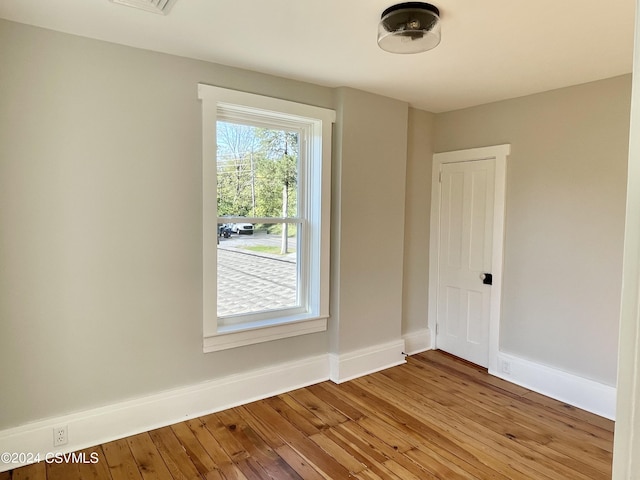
<box><xmin>0</xmin><ymin>19</ymin><xmax>415</xmax><ymax>433</ymax></box>
<box><xmin>0</xmin><ymin>19</ymin><xmax>332</xmax><ymax>429</ymax></box>
<box><xmin>434</xmin><ymin>75</ymin><xmax>631</xmax><ymax>386</ymax></box>
<box><xmin>330</xmin><ymin>88</ymin><xmax>408</xmax><ymax>355</ymax></box>
<box><xmin>402</xmin><ymin>108</ymin><xmax>435</xmax><ymax>339</ymax></box>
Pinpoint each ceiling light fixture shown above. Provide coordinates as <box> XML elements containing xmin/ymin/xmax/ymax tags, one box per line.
<box><xmin>377</xmin><ymin>2</ymin><xmax>441</xmax><ymax>54</ymax></box>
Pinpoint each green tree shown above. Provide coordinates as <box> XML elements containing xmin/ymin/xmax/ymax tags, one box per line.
<box><xmin>216</xmin><ymin>122</ymin><xmax>262</xmax><ymax>216</ymax></box>
<box><xmin>216</xmin><ymin>122</ymin><xmax>299</xmax><ymax>254</ymax></box>
<box><xmin>255</xmin><ymin>129</ymin><xmax>298</xmax><ymax>253</ymax></box>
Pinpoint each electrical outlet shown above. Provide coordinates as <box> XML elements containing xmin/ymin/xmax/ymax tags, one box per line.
<box><xmin>502</xmin><ymin>360</ymin><xmax>512</xmax><ymax>375</ymax></box>
<box><xmin>53</xmin><ymin>425</ymin><xmax>68</xmax><ymax>447</ymax></box>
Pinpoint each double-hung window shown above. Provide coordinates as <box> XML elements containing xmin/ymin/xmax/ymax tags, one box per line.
<box><xmin>198</xmin><ymin>84</ymin><xmax>334</xmax><ymax>352</ymax></box>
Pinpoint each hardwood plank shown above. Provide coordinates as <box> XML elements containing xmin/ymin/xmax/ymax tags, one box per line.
<box><xmin>522</xmin><ymin>388</ymin><xmax>615</xmax><ymax>432</ymax></box>
<box><xmin>203</xmin><ymin>409</ymin><xmax>299</xmax><ymax>480</ymax></box>
<box><xmin>355</xmin><ymin>373</ymin><xmax>600</xmax><ymax>480</ymax></box>
<box><xmin>407</xmin><ymin>353</ymin><xmax>614</xmax><ymax>444</ymax></box>
<box><xmin>201</xmin><ymin>413</ymin><xmax>251</xmax><ymax>464</ymax></box>
<box><xmin>322</xmin><ymin>422</ymin><xmax>389</xmax><ymax>465</ymax></box>
<box><xmin>453</xmin><ymin>352</ymin><xmax>613</xmax><ymax>432</ymax></box>
<box><xmin>9</xmin><ymin>461</ymin><xmax>46</xmax><ymax>480</ymax></box>
<box><xmin>148</xmin><ymin>426</ymin><xmax>201</xmax><ymax>480</ymax></box>
<box><xmin>234</xmin><ymin>404</ymin><xmax>288</xmax><ymax>449</ymax></box>
<box><xmin>286</xmin><ymin>388</ymin><xmax>349</xmax><ymax>427</ymax></box>
<box><xmin>74</xmin><ymin>446</ymin><xmax>112</xmax><ymax>480</ymax></box>
<box><xmin>316</xmin><ymin>382</ymin><xmax>508</xmax><ymax>480</ymax></box>
<box><xmin>126</xmin><ymin>433</ymin><xmax>173</xmax><ymax>480</ymax></box>
<box><xmin>235</xmin><ymin>404</ymin><xmax>325</xmax><ymax>479</ymax></box>
<box><xmin>241</xmin><ymin>400</ymin><xmax>353</xmax><ymax>478</ymax></box>
<box><xmin>400</xmin><ymin>357</ymin><xmax>614</xmax><ymax>448</ymax></box>
<box><xmin>323</xmin><ymin>422</ymin><xmax>440</xmax><ymax>480</ymax></box>
<box><xmin>323</xmin><ymin>378</ymin><xmax>526</xmax><ymax>480</ymax></box>
<box><xmin>273</xmin><ymin>444</ymin><xmax>326</xmax><ymax>480</ymax></box>
<box><xmin>402</xmin><ymin>355</ymin><xmax>614</xmax><ymax>476</ymax></box>
<box><xmin>232</xmin><ymin>458</ymin><xmax>274</xmax><ymax>480</ymax></box>
<box><xmin>46</xmin><ymin>457</ymin><xmax>82</xmax><ymax>480</ymax></box>
<box><xmin>216</xmin><ymin>408</ymin><xmax>302</xmax><ymax>480</ymax></box>
<box><xmin>202</xmin><ymin>469</ymin><xmax>225</xmax><ymax>480</ymax></box>
<box><xmin>382</xmin><ymin>459</ymin><xmax>435</xmax><ymax>480</ymax></box>
<box><xmin>352</xmin><ymin>467</ymin><xmax>402</xmax><ymax>480</ymax></box>
<box><xmin>103</xmin><ymin>438</ymin><xmax>143</xmax><ymax>480</ymax></box>
<box><xmin>170</xmin><ymin>421</ymin><xmax>219</xmax><ymax>476</ymax></box>
<box><xmin>418</xmin><ymin>351</ymin><xmax>615</xmax><ymax>434</ymax></box>
<box><xmin>355</xmin><ymin>415</ymin><xmax>419</xmax><ymax>453</ymax></box>
<box><xmin>381</xmin><ymin>363</ymin><xmax>613</xmax><ymax>473</ymax></box>
<box><xmin>185</xmin><ymin>418</ymin><xmax>248</xmax><ymax>480</ymax></box>
<box><xmin>5</xmin><ymin>350</ymin><xmax>614</xmax><ymax>480</ymax></box>
<box><xmin>308</xmin><ymin>432</ymin><xmax>367</xmax><ymax>475</ymax></box>
<box><xmin>420</xmin><ymin>350</ymin><xmax>530</xmax><ymax>395</ymax></box>
<box><xmin>265</xmin><ymin>395</ymin><xmax>322</xmax><ymax>437</ymax></box>
<box><xmin>337</xmin><ymin>397</ymin><xmax>511</xmax><ymax>480</ymax></box>
<box><xmin>406</xmin><ymin>353</ymin><xmax>613</xmax><ymax>443</ymax></box>
<box><xmin>405</xmin><ymin>444</ymin><xmax>485</xmax><ymax>480</ymax></box>
<box><xmin>333</xmin><ymin>379</ymin><xmax>543</xmax><ymax>480</ymax></box>
<box><xmin>46</xmin><ymin>451</ymin><xmax>108</xmax><ymax>480</ymax></box>
<box><xmin>306</xmin><ymin>383</ymin><xmax>366</xmax><ymax>421</ymax></box>
<box><xmin>322</xmin><ymin>382</ymin><xmax>498</xmax><ymax>478</ymax></box>
<box><xmin>214</xmin><ymin>464</ymin><xmax>248</xmax><ymax>480</ymax></box>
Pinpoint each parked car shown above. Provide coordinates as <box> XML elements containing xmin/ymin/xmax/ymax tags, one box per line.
<box><xmin>230</xmin><ymin>222</ymin><xmax>254</xmax><ymax>235</ymax></box>
<box><xmin>218</xmin><ymin>224</ymin><xmax>232</xmax><ymax>238</ymax></box>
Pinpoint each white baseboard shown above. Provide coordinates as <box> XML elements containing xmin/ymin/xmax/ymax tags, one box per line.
<box><xmin>491</xmin><ymin>352</ymin><xmax>616</xmax><ymax>420</ymax></box>
<box><xmin>0</xmin><ymin>355</ymin><xmax>330</xmax><ymax>473</ymax></box>
<box><xmin>329</xmin><ymin>339</ymin><xmax>406</xmax><ymax>383</ymax></box>
<box><xmin>402</xmin><ymin>328</ymin><xmax>431</xmax><ymax>355</ymax></box>
<box><xmin>2</xmin><ymin>344</ymin><xmax>613</xmax><ymax>473</ymax></box>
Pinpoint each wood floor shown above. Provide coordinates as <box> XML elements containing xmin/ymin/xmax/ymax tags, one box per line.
<box><xmin>2</xmin><ymin>350</ymin><xmax>614</xmax><ymax>479</ymax></box>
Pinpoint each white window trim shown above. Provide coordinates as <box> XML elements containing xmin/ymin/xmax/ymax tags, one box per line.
<box><xmin>198</xmin><ymin>84</ymin><xmax>335</xmax><ymax>352</ymax></box>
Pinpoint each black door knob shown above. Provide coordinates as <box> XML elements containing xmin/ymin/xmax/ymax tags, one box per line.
<box><xmin>480</xmin><ymin>273</ymin><xmax>493</xmax><ymax>285</ymax></box>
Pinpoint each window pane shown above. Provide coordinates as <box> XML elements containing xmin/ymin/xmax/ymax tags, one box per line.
<box><xmin>217</xmin><ymin>121</ymin><xmax>298</xmax><ymax>218</ymax></box>
<box><xmin>217</xmin><ymin>223</ymin><xmax>299</xmax><ymax>319</ymax></box>
<box><xmin>217</xmin><ymin>120</ymin><xmax>302</xmax><ymax>320</ymax></box>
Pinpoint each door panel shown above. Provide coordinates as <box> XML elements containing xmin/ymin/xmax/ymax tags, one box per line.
<box><xmin>445</xmin><ymin>171</ymin><xmax>464</xmax><ymax>269</ymax></box>
<box><xmin>444</xmin><ymin>286</ymin><xmax>461</xmax><ymax>336</ymax></box>
<box><xmin>436</xmin><ymin>159</ymin><xmax>495</xmax><ymax>367</ymax></box>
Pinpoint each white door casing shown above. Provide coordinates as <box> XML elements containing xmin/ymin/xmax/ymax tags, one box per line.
<box><xmin>612</xmin><ymin>0</ymin><xmax>640</xmax><ymax>474</ymax></box>
<box><xmin>428</xmin><ymin>144</ymin><xmax>509</xmax><ymax>374</ymax></box>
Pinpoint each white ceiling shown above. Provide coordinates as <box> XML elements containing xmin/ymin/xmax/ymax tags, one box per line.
<box><xmin>0</xmin><ymin>0</ymin><xmax>635</xmax><ymax>112</ymax></box>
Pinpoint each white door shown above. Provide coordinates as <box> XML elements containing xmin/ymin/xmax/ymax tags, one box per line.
<box><xmin>436</xmin><ymin>159</ymin><xmax>495</xmax><ymax>367</ymax></box>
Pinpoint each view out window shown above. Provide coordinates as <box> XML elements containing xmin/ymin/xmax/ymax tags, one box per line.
<box><xmin>198</xmin><ymin>84</ymin><xmax>335</xmax><ymax>352</ymax></box>
<box><xmin>216</xmin><ymin>121</ymin><xmax>302</xmax><ymax>321</ymax></box>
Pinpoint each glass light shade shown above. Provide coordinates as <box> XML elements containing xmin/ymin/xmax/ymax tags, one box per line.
<box><xmin>377</xmin><ymin>4</ymin><xmax>441</xmax><ymax>54</ymax></box>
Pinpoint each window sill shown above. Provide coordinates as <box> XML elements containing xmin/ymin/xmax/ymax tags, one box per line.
<box><xmin>203</xmin><ymin>315</ymin><xmax>328</xmax><ymax>352</ymax></box>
